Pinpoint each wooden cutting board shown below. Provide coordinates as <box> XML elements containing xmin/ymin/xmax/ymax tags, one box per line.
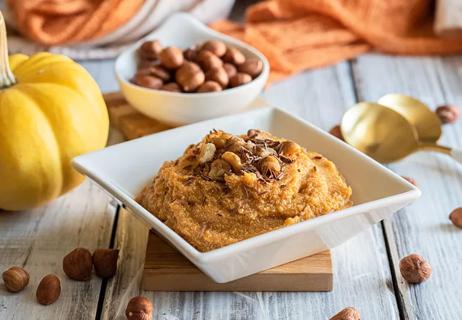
<box><xmin>142</xmin><ymin>232</ymin><xmax>333</xmax><ymax>292</ymax></box>
<box><xmin>103</xmin><ymin>92</ymin><xmax>333</xmax><ymax>292</ymax></box>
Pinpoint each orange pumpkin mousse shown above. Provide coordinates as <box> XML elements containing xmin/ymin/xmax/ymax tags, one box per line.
<box><xmin>137</xmin><ymin>129</ymin><xmax>352</xmax><ymax>252</ymax></box>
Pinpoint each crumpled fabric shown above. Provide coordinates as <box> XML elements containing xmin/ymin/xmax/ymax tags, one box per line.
<box><xmin>210</xmin><ymin>0</ymin><xmax>462</xmax><ymax>84</ymax></box>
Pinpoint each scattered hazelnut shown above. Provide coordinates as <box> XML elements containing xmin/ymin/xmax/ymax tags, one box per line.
<box><xmin>2</xmin><ymin>266</ymin><xmax>29</xmax><ymax>293</ymax></box>
<box><xmin>259</xmin><ymin>156</ymin><xmax>281</xmax><ymax>177</ymax></box>
<box><xmin>222</xmin><ymin>151</ymin><xmax>242</xmax><ymax>172</ymax></box>
<box><xmin>197</xmin><ymin>50</ymin><xmax>223</xmax><ymax>71</ymax></box>
<box><xmin>93</xmin><ymin>248</ymin><xmax>119</xmax><ymax>279</ymax></box>
<box><xmin>132</xmin><ymin>74</ymin><xmax>163</xmax><ymax>89</ymax></box>
<box><xmin>139</xmin><ymin>40</ymin><xmax>162</xmax><ymax>60</ymax></box>
<box><xmin>223</xmin><ymin>47</ymin><xmax>246</xmax><ymax>65</ymax></box>
<box><xmin>329</xmin><ymin>125</ymin><xmax>344</xmax><ymax>141</ymax></box>
<box><xmin>125</xmin><ymin>296</ymin><xmax>153</xmax><ymax>320</ymax></box>
<box><xmin>63</xmin><ymin>248</ymin><xmax>93</xmax><ymax>281</ymax></box>
<box><xmin>229</xmin><ymin>73</ymin><xmax>252</xmax><ymax>87</ymax></box>
<box><xmin>238</xmin><ymin>58</ymin><xmax>263</xmax><ymax>78</ymax></box>
<box><xmin>208</xmin><ymin>159</ymin><xmax>232</xmax><ymax>180</ymax></box>
<box><xmin>449</xmin><ymin>207</ymin><xmax>462</xmax><ymax>228</ymax></box>
<box><xmin>197</xmin><ymin>81</ymin><xmax>222</xmax><ymax>93</ymax></box>
<box><xmin>160</xmin><ymin>82</ymin><xmax>181</xmax><ymax>92</ymax></box>
<box><xmin>201</xmin><ymin>40</ymin><xmax>227</xmax><ymax>57</ymax></box>
<box><xmin>399</xmin><ymin>253</ymin><xmax>432</xmax><ymax>284</ymax></box>
<box><xmin>279</xmin><ymin>141</ymin><xmax>300</xmax><ymax>158</ymax></box>
<box><xmin>436</xmin><ymin>104</ymin><xmax>460</xmax><ymax>124</ymax></box>
<box><xmin>36</xmin><ymin>274</ymin><xmax>61</xmax><ymax>305</ymax></box>
<box><xmin>198</xmin><ymin>143</ymin><xmax>216</xmax><ymax>164</ymax></box>
<box><xmin>329</xmin><ymin>307</ymin><xmax>360</xmax><ymax>320</ymax></box>
<box><xmin>176</xmin><ymin>62</ymin><xmax>205</xmax><ymax>92</ymax></box>
<box><xmin>223</xmin><ymin>63</ymin><xmax>237</xmax><ymax>78</ymax></box>
<box><xmin>402</xmin><ymin>176</ymin><xmax>417</xmax><ymax>186</ymax></box>
<box><xmin>159</xmin><ymin>47</ymin><xmax>184</xmax><ymax>69</ymax></box>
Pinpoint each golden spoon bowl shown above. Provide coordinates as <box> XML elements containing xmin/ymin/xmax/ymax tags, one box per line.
<box><xmin>377</xmin><ymin>94</ymin><xmax>442</xmax><ymax>143</ymax></box>
<box><xmin>341</xmin><ymin>102</ymin><xmax>455</xmax><ymax>163</ymax></box>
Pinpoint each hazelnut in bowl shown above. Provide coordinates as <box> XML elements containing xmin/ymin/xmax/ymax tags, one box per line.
<box><xmin>115</xmin><ymin>13</ymin><xmax>269</xmax><ymax>126</ymax></box>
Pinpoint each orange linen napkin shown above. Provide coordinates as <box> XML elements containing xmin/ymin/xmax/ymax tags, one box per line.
<box><xmin>210</xmin><ymin>0</ymin><xmax>462</xmax><ymax>84</ymax></box>
<box><xmin>7</xmin><ymin>0</ymin><xmax>145</xmax><ymax>45</ymax></box>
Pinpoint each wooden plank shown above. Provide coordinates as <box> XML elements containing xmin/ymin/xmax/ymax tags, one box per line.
<box><xmin>101</xmin><ymin>62</ymin><xmax>401</xmax><ymax>319</ymax></box>
<box><xmin>142</xmin><ymin>233</ymin><xmax>332</xmax><ymax>292</ymax></box>
<box><xmin>352</xmin><ymin>53</ymin><xmax>462</xmax><ymax>319</ymax></box>
<box><xmin>0</xmin><ymin>180</ymin><xmax>117</xmax><ymax>320</ymax></box>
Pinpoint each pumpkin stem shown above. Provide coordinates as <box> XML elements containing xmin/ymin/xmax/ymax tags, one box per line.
<box><xmin>0</xmin><ymin>11</ymin><xmax>15</xmax><ymax>88</ymax></box>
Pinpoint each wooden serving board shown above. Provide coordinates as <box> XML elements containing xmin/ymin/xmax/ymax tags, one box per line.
<box><xmin>142</xmin><ymin>232</ymin><xmax>333</xmax><ymax>292</ymax></box>
<box><xmin>103</xmin><ymin>92</ymin><xmax>334</xmax><ymax>292</ymax></box>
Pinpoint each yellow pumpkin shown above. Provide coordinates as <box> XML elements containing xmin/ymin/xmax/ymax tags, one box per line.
<box><xmin>0</xmin><ymin>14</ymin><xmax>109</xmax><ymax>211</ymax></box>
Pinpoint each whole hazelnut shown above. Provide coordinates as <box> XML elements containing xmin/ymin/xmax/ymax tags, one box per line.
<box><xmin>402</xmin><ymin>176</ymin><xmax>417</xmax><ymax>186</ymax></box>
<box><xmin>125</xmin><ymin>296</ymin><xmax>153</xmax><ymax>320</ymax></box>
<box><xmin>159</xmin><ymin>46</ymin><xmax>184</xmax><ymax>69</ymax></box>
<box><xmin>147</xmin><ymin>65</ymin><xmax>171</xmax><ymax>82</ymax></box>
<box><xmin>279</xmin><ymin>141</ymin><xmax>300</xmax><ymax>158</ymax></box>
<box><xmin>201</xmin><ymin>40</ymin><xmax>227</xmax><ymax>57</ymax></box>
<box><xmin>63</xmin><ymin>248</ymin><xmax>93</xmax><ymax>281</ymax></box>
<box><xmin>183</xmin><ymin>48</ymin><xmax>198</xmax><ymax>61</ymax></box>
<box><xmin>229</xmin><ymin>73</ymin><xmax>252</xmax><ymax>87</ymax></box>
<box><xmin>176</xmin><ymin>62</ymin><xmax>205</xmax><ymax>92</ymax></box>
<box><xmin>197</xmin><ymin>50</ymin><xmax>223</xmax><ymax>71</ymax></box>
<box><xmin>197</xmin><ymin>81</ymin><xmax>222</xmax><ymax>93</ymax></box>
<box><xmin>329</xmin><ymin>125</ymin><xmax>344</xmax><ymax>141</ymax></box>
<box><xmin>160</xmin><ymin>82</ymin><xmax>181</xmax><ymax>92</ymax></box>
<box><xmin>132</xmin><ymin>74</ymin><xmax>163</xmax><ymax>89</ymax></box>
<box><xmin>223</xmin><ymin>47</ymin><xmax>246</xmax><ymax>65</ymax></box>
<box><xmin>435</xmin><ymin>104</ymin><xmax>460</xmax><ymax>124</ymax></box>
<box><xmin>139</xmin><ymin>40</ymin><xmax>162</xmax><ymax>60</ymax></box>
<box><xmin>93</xmin><ymin>248</ymin><xmax>119</xmax><ymax>279</ymax></box>
<box><xmin>205</xmin><ymin>67</ymin><xmax>229</xmax><ymax>88</ymax></box>
<box><xmin>329</xmin><ymin>307</ymin><xmax>360</xmax><ymax>320</ymax></box>
<box><xmin>399</xmin><ymin>253</ymin><xmax>432</xmax><ymax>284</ymax></box>
<box><xmin>259</xmin><ymin>156</ymin><xmax>281</xmax><ymax>177</ymax></box>
<box><xmin>238</xmin><ymin>58</ymin><xmax>263</xmax><ymax>78</ymax></box>
<box><xmin>2</xmin><ymin>266</ymin><xmax>29</xmax><ymax>293</ymax></box>
<box><xmin>223</xmin><ymin>63</ymin><xmax>237</xmax><ymax>78</ymax></box>
<box><xmin>138</xmin><ymin>59</ymin><xmax>156</xmax><ymax>69</ymax></box>
<box><xmin>36</xmin><ymin>274</ymin><xmax>61</xmax><ymax>305</ymax></box>
<box><xmin>449</xmin><ymin>207</ymin><xmax>462</xmax><ymax>228</ymax></box>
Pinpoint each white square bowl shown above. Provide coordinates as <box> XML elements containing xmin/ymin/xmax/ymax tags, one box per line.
<box><xmin>73</xmin><ymin>107</ymin><xmax>420</xmax><ymax>283</ymax></box>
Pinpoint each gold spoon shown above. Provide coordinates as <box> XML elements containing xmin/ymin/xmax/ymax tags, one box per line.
<box><xmin>377</xmin><ymin>93</ymin><xmax>442</xmax><ymax>143</ymax></box>
<box><xmin>340</xmin><ymin>102</ymin><xmax>462</xmax><ymax>163</ymax></box>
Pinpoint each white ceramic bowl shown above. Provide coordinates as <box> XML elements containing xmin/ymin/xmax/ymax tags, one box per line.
<box><xmin>115</xmin><ymin>13</ymin><xmax>269</xmax><ymax>126</ymax></box>
<box><xmin>73</xmin><ymin>108</ymin><xmax>420</xmax><ymax>283</ymax></box>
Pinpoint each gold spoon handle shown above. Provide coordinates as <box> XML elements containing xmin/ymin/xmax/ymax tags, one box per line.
<box><xmin>418</xmin><ymin>143</ymin><xmax>462</xmax><ymax>165</ymax></box>
<box><xmin>418</xmin><ymin>143</ymin><xmax>451</xmax><ymax>155</ymax></box>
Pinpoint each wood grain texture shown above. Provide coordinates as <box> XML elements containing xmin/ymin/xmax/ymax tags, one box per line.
<box><xmin>0</xmin><ymin>180</ymin><xmax>117</xmax><ymax>320</ymax></box>
<box><xmin>100</xmin><ymin>62</ymin><xmax>401</xmax><ymax>320</ymax></box>
<box><xmin>143</xmin><ymin>233</ymin><xmax>332</xmax><ymax>292</ymax></box>
<box><xmin>352</xmin><ymin>53</ymin><xmax>462</xmax><ymax>319</ymax></box>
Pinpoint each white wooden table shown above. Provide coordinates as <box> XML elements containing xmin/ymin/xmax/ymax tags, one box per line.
<box><xmin>2</xmin><ymin>6</ymin><xmax>462</xmax><ymax>320</ymax></box>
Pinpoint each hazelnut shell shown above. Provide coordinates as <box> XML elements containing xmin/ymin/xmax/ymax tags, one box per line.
<box><xmin>93</xmin><ymin>248</ymin><xmax>119</xmax><ymax>279</ymax></box>
<box><xmin>399</xmin><ymin>253</ymin><xmax>432</xmax><ymax>284</ymax></box>
<box><xmin>36</xmin><ymin>274</ymin><xmax>61</xmax><ymax>305</ymax></box>
<box><xmin>63</xmin><ymin>248</ymin><xmax>93</xmax><ymax>281</ymax></box>
<box><xmin>159</xmin><ymin>47</ymin><xmax>184</xmax><ymax>69</ymax></box>
<box><xmin>329</xmin><ymin>307</ymin><xmax>360</xmax><ymax>320</ymax></box>
<box><xmin>2</xmin><ymin>266</ymin><xmax>29</xmax><ymax>293</ymax></box>
<box><xmin>125</xmin><ymin>296</ymin><xmax>153</xmax><ymax>320</ymax></box>
<box><xmin>449</xmin><ymin>208</ymin><xmax>462</xmax><ymax>228</ymax></box>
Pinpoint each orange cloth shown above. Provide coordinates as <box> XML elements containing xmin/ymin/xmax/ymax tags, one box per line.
<box><xmin>7</xmin><ymin>0</ymin><xmax>145</xmax><ymax>45</ymax></box>
<box><xmin>210</xmin><ymin>0</ymin><xmax>462</xmax><ymax>84</ymax></box>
